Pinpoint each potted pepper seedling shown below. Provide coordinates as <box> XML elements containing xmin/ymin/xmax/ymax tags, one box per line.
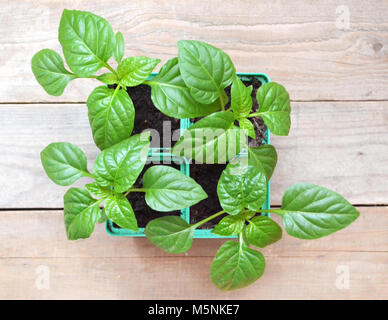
<box><xmin>32</xmin><ymin>9</ymin><xmax>360</xmax><ymax>291</ymax></box>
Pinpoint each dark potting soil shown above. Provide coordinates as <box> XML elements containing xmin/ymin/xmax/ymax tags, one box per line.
<box><xmin>113</xmin><ymin>163</ymin><xmax>182</xmax><ymax>229</ymax></box>
<box><xmin>111</xmin><ymin>76</ymin><xmax>267</xmax><ymax>230</ymax></box>
<box><xmin>189</xmin><ymin>164</ymin><xmax>225</xmax><ymax>229</ymax></box>
<box><xmin>108</xmin><ymin>84</ymin><xmax>180</xmax><ymax>148</ymax></box>
<box><xmin>189</xmin><ymin>76</ymin><xmax>267</xmax><ymax>228</ymax></box>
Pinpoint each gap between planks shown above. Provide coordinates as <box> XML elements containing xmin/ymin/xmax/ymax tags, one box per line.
<box><xmin>2</xmin><ymin>99</ymin><xmax>388</xmax><ymax>105</ymax></box>
<box><xmin>1</xmin><ymin>101</ymin><xmax>388</xmax><ymax>208</ymax></box>
<box><xmin>0</xmin><ymin>207</ymin><xmax>387</xmax><ymax>258</ymax></box>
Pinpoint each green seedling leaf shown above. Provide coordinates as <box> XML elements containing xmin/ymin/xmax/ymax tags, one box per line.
<box><xmin>178</xmin><ymin>40</ymin><xmax>235</xmax><ymax>105</ymax></box>
<box><xmin>142</xmin><ymin>166</ymin><xmax>207</xmax><ymax>212</ymax></box>
<box><xmin>238</xmin><ymin>118</ymin><xmax>256</xmax><ymax>139</ymax></box>
<box><xmin>114</xmin><ymin>31</ymin><xmax>125</xmax><ymax>63</ymax></box>
<box><xmin>231</xmin><ymin>76</ymin><xmax>253</xmax><ymax>118</ymax></box>
<box><xmin>58</xmin><ymin>9</ymin><xmax>115</xmax><ymax>77</ymax></box>
<box><xmin>145</xmin><ymin>216</ymin><xmax>194</xmax><ymax>254</ymax></box>
<box><xmin>105</xmin><ymin>193</ymin><xmax>138</xmax><ymax>231</ymax></box>
<box><xmin>248</xmin><ymin>145</ymin><xmax>277</xmax><ymax>181</ymax></box>
<box><xmin>97</xmin><ymin>208</ymin><xmax>108</xmax><ymax>224</ymax></box>
<box><xmin>85</xmin><ymin>182</ymin><xmax>112</xmax><ymax>198</ymax></box>
<box><xmin>246</xmin><ymin>216</ymin><xmax>282</xmax><ymax>248</ymax></box>
<box><xmin>212</xmin><ymin>215</ymin><xmax>245</xmax><ymax>236</ymax></box>
<box><xmin>217</xmin><ymin>159</ymin><xmax>267</xmax><ymax>215</ymax></box>
<box><xmin>40</xmin><ymin>142</ymin><xmax>90</xmax><ymax>186</ymax></box>
<box><xmin>93</xmin><ymin>133</ymin><xmax>150</xmax><ymax>192</ymax></box>
<box><xmin>117</xmin><ymin>56</ymin><xmax>160</xmax><ymax>87</ymax></box>
<box><xmin>172</xmin><ymin>111</ymin><xmax>246</xmax><ymax>163</ymax></box>
<box><xmin>96</xmin><ymin>73</ymin><xmax>118</xmax><ymax>85</ymax></box>
<box><xmin>64</xmin><ymin>188</ymin><xmax>100</xmax><ymax>240</ymax></box>
<box><xmin>147</xmin><ymin>57</ymin><xmax>221</xmax><ymax>118</ymax></box>
<box><xmin>255</xmin><ymin>82</ymin><xmax>291</xmax><ymax>136</ymax></box>
<box><xmin>276</xmin><ymin>183</ymin><xmax>360</xmax><ymax>239</ymax></box>
<box><xmin>210</xmin><ymin>240</ymin><xmax>265</xmax><ymax>291</ymax></box>
<box><xmin>31</xmin><ymin>49</ymin><xmax>77</xmax><ymax>96</ymax></box>
<box><xmin>87</xmin><ymin>86</ymin><xmax>135</xmax><ymax>150</ymax></box>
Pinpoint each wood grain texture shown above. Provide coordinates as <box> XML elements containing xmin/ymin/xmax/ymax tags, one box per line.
<box><xmin>1</xmin><ymin>207</ymin><xmax>387</xmax><ymax>258</ymax></box>
<box><xmin>1</xmin><ymin>0</ymin><xmax>388</xmax><ymax>102</ymax></box>
<box><xmin>0</xmin><ymin>207</ymin><xmax>387</xmax><ymax>299</ymax></box>
<box><xmin>1</xmin><ymin>101</ymin><xmax>387</xmax><ymax>208</ymax></box>
<box><xmin>1</xmin><ymin>0</ymin><xmax>388</xmax><ymax>300</ymax></box>
<box><xmin>1</xmin><ymin>253</ymin><xmax>387</xmax><ymax>299</ymax></box>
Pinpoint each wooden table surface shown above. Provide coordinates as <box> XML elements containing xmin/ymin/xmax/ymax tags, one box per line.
<box><xmin>0</xmin><ymin>0</ymin><xmax>387</xmax><ymax>299</ymax></box>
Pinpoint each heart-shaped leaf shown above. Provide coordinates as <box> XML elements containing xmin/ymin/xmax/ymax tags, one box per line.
<box><xmin>58</xmin><ymin>9</ymin><xmax>115</xmax><ymax>77</ymax></box>
<box><xmin>96</xmin><ymin>73</ymin><xmax>118</xmax><ymax>85</ymax></box>
<box><xmin>178</xmin><ymin>40</ymin><xmax>235</xmax><ymax>105</ymax></box>
<box><xmin>142</xmin><ymin>166</ymin><xmax>207</xmax><ymax>212</ymax></box>
<box><xmin>117</xmin><ymin>56</ymin><xmax>160</xmax><ymax>87</ymax></box>
<box><xmin>104</xmin><ymin>193</ymin><xmax>138</xmax><ymax>231</ymax></box>
<box><xmin>114</xmin><ymin>31</ymin><xmax>124</xmax><ymax>63</ymax></box>
<box><xmin>31</xmin><ymin>49</ymin><xmax>77</xmax><ymax>96</ymax></box>
<box><xmin>93</xmin><ymin>133</ymin><xmax>150</xmax><ymax>193</ymax></box>
<box><xmin>172</xmin><ymin>111</ymin><xmax>246</xmax><ymax>163</ymax></box>
<box><xmin>147</xmin><ymin>57</ymin><xmax>221</xmax><ymax>118</ymax></box>
<box><xmin>248</xmin><ymin>145</ymin><xmax>278</xmax><ymax>181</ymax></box>
<box><xmin>217</xmin><ymin>159</ymin><xmax>267</xmax><ymax>215</ymax></box>
<box><xmin>87</xmin><ymin>86</ymin><xmax>135</xmax><ymax>150</ymax></box>
<box><xmin>246</xmin><ymin>216</ymin><xmax>282</xmax><ymax>248</ymax></box>
<box><xmin>41</xmin><ymin>142</ymin><xmax>90</xmax><ymax>186</ymax></box>
<box><xmin>85</xmin><ymin>182</ymin><xmax>112</xmax><ymax>198</ymax></box>
<box><xmin>212</xmin><ymin>215</ymin><xmax>244</xmax><ymax>236</ymax></box>
<box><xmin>231</xmin><ymin>76</ymin><xmax>253</xmax><ymax>118</ymax></box>
<box><xmin>145</xmin><ymin>216</ymin><xmax>194</xmax><ymax>254</ymax></box>
<box><xmin>64</xmin><ymin>188</ymin><xmax>100</xmax><ymax>240</ymax></box>
<box><xmin>255</xmin><ymin>82</ymin><xmax>291</xmax><ymax>136</ymax></box>
<box><xmin>275</xmin><ymin>183</ymin><xmax>360</xmax><ymax>239</ymax></box>
<box><xmin>238</xmin><ymin>118</ymin><xmax>256</xmax><ymax>139</ymax></box>
<box><xmin>210</xmin><ymin>241</ymin><xmax>265</xmax><ymax>291</ymax></box>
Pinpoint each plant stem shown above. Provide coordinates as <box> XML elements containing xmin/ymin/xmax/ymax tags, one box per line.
<box><xmin>124</xmin><ymin>188</ymin><xmax>147</xmax><ymax>196</ymax></box>
<box><xmin>103</xmin><ymin>62</ymin><xmax>117</xmax><ymax>75</ymax></box>
<box><xmin>191</xmin><ymin>210</ymin><xmax>225</xmax><ymax>229</ymax></box>
<box><xmin>256</xmin><ymin>209</ymin><xmax>286</xmax><ymax>215</ymax></box>
<box><xmin>248</xmin><ymin>112</ymin><xmax>263</xmax><ymax>118</ymax></box>
<box><xmin>84</xmin><ymin>171</ymin><xmax>94</xmax><ymax>179</ymax></box>
<box><xmin>114</xmin><ymin>83</ymin><xmax>121</xmax><ymax>93</ymax></box>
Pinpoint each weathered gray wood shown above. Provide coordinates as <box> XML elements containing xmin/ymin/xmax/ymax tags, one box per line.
<box><xmin>0</xmin><ymin>101</ymin><xmax>387</xmax><ymax>208</ymax></box>
<box><xmin>1</xmin><ymin>0</ymin><xmax>388</xmax><ymax>102</ymax></box>
<box><xmin>0</xmin><ymin>253</ymin><xmax>387</xmax><ymax>299</ymax></box>
<box><xmin>0</xmin><ymin>207</ymin><xmax>386</xmax><ymax>258</ymax></box>
<box><xmin>0</xmin><ymin>207</ymin><xmax>387</xmax><ymax>299</ymax></box>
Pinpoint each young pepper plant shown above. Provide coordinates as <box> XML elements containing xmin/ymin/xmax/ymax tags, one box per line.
<box><xmin>31</xmin><ymin>9</ymin><xmax>161</xmax><ymax>150</ymax></box>
<box><xmin>141</xmin><ymin>41</ymin><xmax>359</xmax><ymax>291</ymax></box>
<box><xmin>145</xmin><ymin>158</ymin><xmax>360</xmax><ymax>291</ymax></box>
<box><xmin>171</xmin><ymin>77</ymin><xmax>289</xmax><ymax>163</ymax></box>
<box><xmin>40</xmin><ymin>132</ymin><xmax>207</xmax><ymax>240</ymax></box>
<box><xmin>140</xmin><ymin>40</ymin><xmax>291</xmax><ymax>163</ymax></box>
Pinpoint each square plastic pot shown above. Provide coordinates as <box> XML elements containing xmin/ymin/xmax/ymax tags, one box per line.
<box><xmin>105</xmin><ymin>72</ymin><xmax>271</xmax><ymax>238</ymax></box>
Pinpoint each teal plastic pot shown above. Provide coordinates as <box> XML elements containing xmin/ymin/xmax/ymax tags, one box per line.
<box><xmin>105</xmin><ymin>72</ymin><xmax>271</xmax><ymax>238</ymax></box>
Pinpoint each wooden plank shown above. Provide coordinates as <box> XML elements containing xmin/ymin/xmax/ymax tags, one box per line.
<box><xmin>0</xmin><ymin>207</ymin><xmax>387</xmax><ymax>299</ymax></box>
<box><xmin>1</xmin><ymin>253</ymin><xmax>387</xmax><ymax>299</ymax></box>
<box><xmin>1</xmin><ymin>0</ymin><xmax>388</xmax><ymax>102</ymax></box>
<box><xmin>1</xmin><ymin>101</ymin><xmax>387</xmax><ymax>208</ymax></box>
<box><xmin>0</xmin><ymin>207</ymin><xmax>387</xmax><ymax>258</ymax></box>
<box><xmin>0</xmin><ymin>207</ymin><xmax>388</xmax><ymax>299</ymax></box>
